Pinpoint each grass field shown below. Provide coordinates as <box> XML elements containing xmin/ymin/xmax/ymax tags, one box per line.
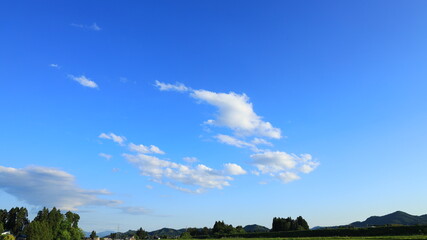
<box><xmin>217</xmin><ymin>236</ymin><xmax>427</xmax><ymax>240</ymax></box>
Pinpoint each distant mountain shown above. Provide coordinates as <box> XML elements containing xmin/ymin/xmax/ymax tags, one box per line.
<box><xmin>310</xmin><ymin>226</ymin><xmax>326</xmax><ymax>230</ymax></box>
<box><xmin>149</xmin><ymin>228</ymin><xmax>186</xmax><ymax>237</ymax></box>
<box><xmin>350</xmin><ymin>211</ymin><xmax>427</xmax><ymax>227</ymax></box>
<box><xmin>84</xmin><ymin>231</ymin><xmax>115</xmax><ymax>238</ymax></box>
<box><xmin>243</xmin><ymin>224</ymin><xmax>270</xmax><ymax>232</ymax></box>
<box><xmin>97</xmin><ymin>231</ymin><xmax>115</xmax><ymax>237</ymax></box>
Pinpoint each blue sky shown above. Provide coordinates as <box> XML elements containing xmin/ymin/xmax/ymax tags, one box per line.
<box><xmin>1</xmin><ymin>0</ymin><xmax>427</xmax><ymax>233</ymax></box>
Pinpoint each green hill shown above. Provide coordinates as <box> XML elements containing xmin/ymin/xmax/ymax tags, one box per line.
<box><xmin>350</xmin><ymin>211</ymin><xmax>427</xmax><ymax>227</ymax></box>
<box><xmin>149</xmin><ymin>228</ymin><xmax>187</xmax><ymax>237</ymax></box>
<box><xmin>243</xmin><ymin>224</ymin><xmax>270</xmax><ymax>232</ymax></box>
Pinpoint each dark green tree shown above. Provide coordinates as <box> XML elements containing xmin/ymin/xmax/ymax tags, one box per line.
<box><xmin>25</xmin><ymin>221</ymin><xmax>54</xmax><ymax>240</ymax></box>
<box><xmin>47</xmin><ymin>207</ymin><xmax>63</xmax><ymax>237</ymax></box>
<box><xmin>65</xmin><ymin>211</ymin><xmax>80</xmax><ymax>228</ymax></box>
<box><xmin>180</xmin><ymin>231</ymin><xmax>192</xmax><ymax>239</ymax></box>
<box><xmin>272</xmin><ymin>216</ymin><xmax>309</xmax><ymax>232</ymax></box>
<box><xmin>135</xmin><ymin>227</ymin><xmax>148</xmax><ymax>239</ymax></box>
<box><xmin>69</xmin><ymin>227</ymin><xmax>84</xmax><ymax>240</ymax></box>
<box><xmin>201</xmin><ymin>227</ymin><xmax>210</xmax><ymax>236</ymax></box>
<box><xmin>234</xmin><ymin>225</ymin><xmax>246</xmax><ymax>234</ymax></box>
<box><xmin>33</xmin><ymin>207</ymin><xmax>49</xmax><ymax>222</ymax></box>
<box><xmin>0</xmin><ymin>222</ymin><xmax>4</xmax><ymax>233</ymax></box>
<box><xmin>0</xmin><ymin>209</ymin><xmax>7</xmax><ymax>229</ymax></box>
<box><xmin>29</xmin><ymin>207</ymin><xmax>83</xmax><ymax>240</ymax></box>
<box><xmin>212</xmin><ymin>221</ymin><xmax>237</xmax><ymax>235</ymax></box>
<box><xmin>296</xmin><ymin>216</ymin><xmax>309</xmax><ymax>230</ymax></box>
<box><xmin>90</xmin><ymin>230</ymin><xmax>97</xmax><ymax>239</ymax></box>
<box><xmin>6</xmin><ymin>207</ymin><xmax>29</xmax><ymax>235</ymax></box>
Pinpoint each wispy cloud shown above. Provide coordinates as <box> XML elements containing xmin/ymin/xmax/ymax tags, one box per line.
<box><xmin>183</xmin><ymin>157</ymin><xmax>198</xmax><ymax>163</ymax></box>
<box><xmin>99</xmin><ymin>153</ymin><xmax>112</xmax><ymax>160</ymax></box>
<box><xmin>68</xmin><ymin>74</ymin><xmax>98</xmax><ymax>88</ymax></box>
<box><xmin>124</xmin><ymin>153</ymin><xmax>245</xmax><ymax>193</ymax></box>
<box><xmin>251</xmin><ymin>138</ymin><xmax>273</xmax><ymax>146</ymax></box>
<box><xmin>99</xmin><ymin>133</ymin><xmax>126</xmax><ymax>145</ymax></box>
<box><xmin>70</xmin><ymin>22</ymin><xmax>101</xmax><ymax>31</ymax></box>
<box><xmin>99</xmin><ymin>132</ymin><xmax>245</xmax><ymax>193</ymax></box>
<box><xmin>128</xmin><ymin>143</ymin><xmax>165</xmax><ymax>154</ymax></box>
<box><xmin>155</xmin><ymin>80</ymin><xmax>190</xmax><ymax>92</ymax></box>
<box><xmin>215</xmin><ymin>134</ymin><xmax>259</xmax><ymax>152</ymax></box>
<box><xmin>278</xmin><ymin>172</ymin><xmax>301</xmax><ymax>183</ymax></box>
<box><xmin>49</xmin><ymin>63</ymin><xmax>60</xmax><ymax>68</ymax></box>
<box><xmin>117</xmin><ymin>206</ymin><xmax>150</xmax><ymax>215</ymax></box>
<box><xmin>0</xmin><ymin>165</ymin><xmax>120</xmax><ymax>211</ymax></box>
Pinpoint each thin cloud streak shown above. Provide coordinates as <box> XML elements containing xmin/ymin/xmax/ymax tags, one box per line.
<box><xmin>70</xmin><ymin>22</ymin><xmax>101</xmax><ymax>31</ymax></box>
<box><xmin>68</xmin><ymin>75</ymin><xmax>98</xmax><ymax>88</ymax></box>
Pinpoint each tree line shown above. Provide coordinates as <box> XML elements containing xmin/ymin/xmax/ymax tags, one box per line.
<box><xmin>180</xmin><ymin>216</ymin><xmax>309</xmax><ymax>238</ymax></box>
<box><xmin>0</xmin><ymin>207</ymin><xmax>84</xmax><ymax>240</ymax></box>
<box><xmin>271</xmin><ymin>216</ymin><xmax>309</xmax><ymax>231</ymax></box>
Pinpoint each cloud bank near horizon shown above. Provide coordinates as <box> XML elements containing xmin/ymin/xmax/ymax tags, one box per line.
<box><xmin>0</xmin><ymin>165</ymin><xmax>120</xmax><ymax>211</ymax></box>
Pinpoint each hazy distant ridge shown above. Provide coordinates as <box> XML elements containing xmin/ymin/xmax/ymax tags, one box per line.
<box><xmin>95</xmin><ymin>211</ymin><xmax>427</xmax><ymax>238</ymax></box>
<box><xmin>350</xmin><ymin>211</ymin><xmax>427</xmax><ymax>227</ymax></box>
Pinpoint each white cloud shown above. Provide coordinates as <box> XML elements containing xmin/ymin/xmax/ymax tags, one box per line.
<box><xmin>299</xmin><ymin>155</ymin><xmax>320</xmax><ymax>174</ymax></box>
<box><xmin>0</xmin><ymin>165</ymin><xmax>120</xmax><ymax>211</ymax></box>
<box><xmin>154</xmin><ymin>81</ymin><xmax>281</xmax><ymax>140</ymax></box>
<box><xmin>149</xmin><ymin>145</ymin><xmax>165</xmax><ymax>154</ymax></box>
<box><xmin>155</xmin><ymin>80</ymin><xmax>190</xmax><ymax>92</ymax></box>
<box><xmin>183</xmin><ymin>157</ymin><xmax>198</xmax><ymax>163</ymax></box>
<box><xmin>154</xmin><ymin>82</ymin><xmax>320</xmax><ymax>184</ymax></box>
<box><xmin>251</xmin><ymin>151</ymin><xmax>298</xmax><ymax>174</ymax></box>
<box><xmin>215</xmin><ymin>134</ymin><xmax>254</xmax><ymax>148</ymax></box>
<box><xmin>99</xmin><ymin>133</ymin><xmax>126</xmax><ymax>145</ymax></box>
<box><xmin>251</xmin><ymin>138</ymin><xmax>273</xmax><ymax>146</ymax></box>
<box><xmin>250</xmin><ymin>152</ymin><xmax>318</xmax><ymax>183</ymax></box>
<box><xmin>299</xmin><ymin>164</ymin><xmax>315</xmax><ymax>174</ymax></box>
<box><xmin>49</xmin><ymin>64</ymin><xmax>60</xmax><ymax>68</ymax></box>
<box><xmin>71</xmin><ymin>22</ymin><xmax>101</xmax><ymax>31</ymax></box>
<box><xmin>68</xmin><ymin>75</ymin><xmax>98</xmax><ymax>88</ymax></box>
<box><xmin>124</xmin><ymin>153</ymin><xmax>241</xmax><ymax>193</ymax></box>
<box><xmin>99</xmin><ymin>153</ymin><xmax>112</xmax><ymax>160</ymax></box>
<box><xmin>223</xmin><ymin>163</ymin><xmax>246</xmax><ymax>175</ymax></box>
<box><xmin>191</xmin><ymin>90</ymin><xmax>281</xmax><ymax>139</ymax></box>
<box><xmin>278</xmin><ymin>172</ymin><xmax>301</xmax><ymax>183</ymax></box>
<box><xmin>128</xmin><ymin>143</ymin><xmax>165</xmax><ymax>154</ymax></box>
<box><xmin>89</xmin><ymin>23</ymin><xmax>101</xmax><ymax>31</ymax></box>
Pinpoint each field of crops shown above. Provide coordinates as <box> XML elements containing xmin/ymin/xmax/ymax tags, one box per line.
<box><xmin>216</xmin><ymin>236</ymin><xmax>427</xmax><ymax>240</ymax></box>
